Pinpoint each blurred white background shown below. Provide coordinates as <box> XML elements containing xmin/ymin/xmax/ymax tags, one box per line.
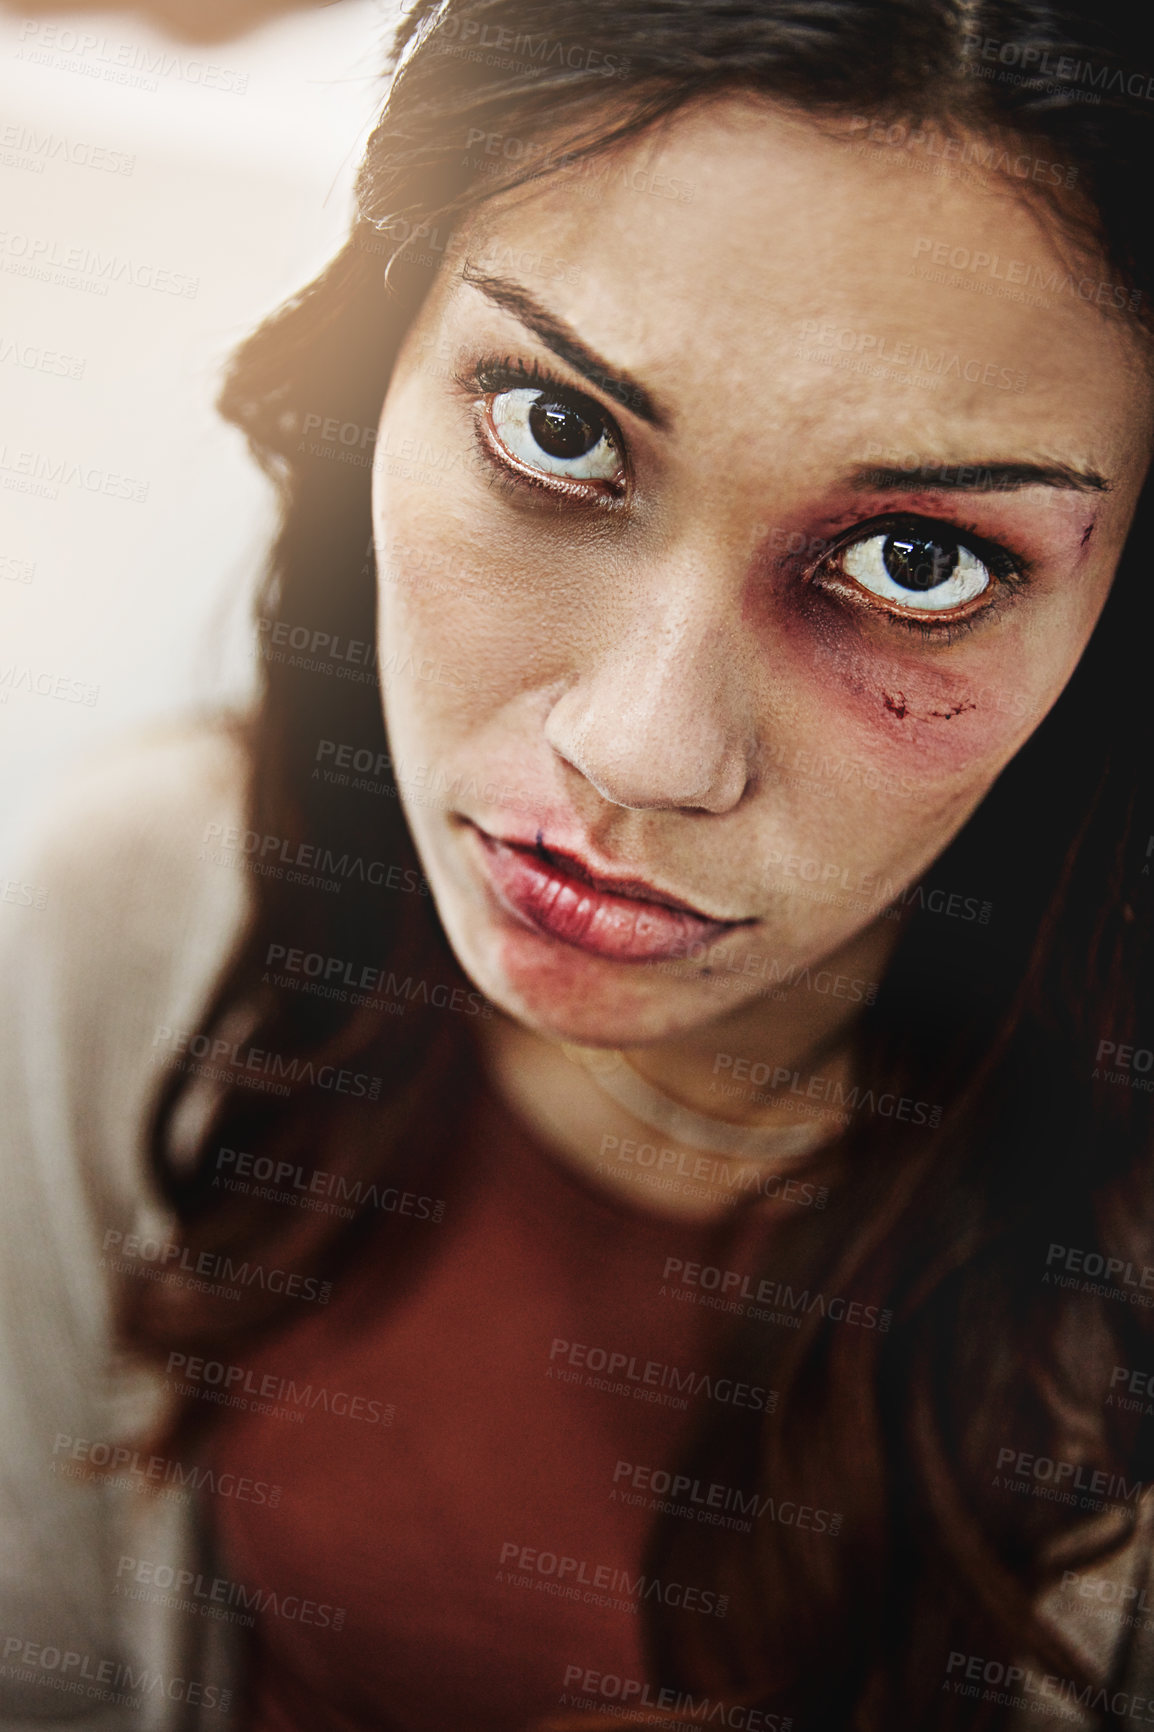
<box><xmin>0</xmin><ymin>0</ymin><xmax>398</xmax><ymax>856</ymax></box>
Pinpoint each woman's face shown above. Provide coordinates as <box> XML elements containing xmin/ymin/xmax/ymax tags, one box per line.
<box><xmin>372</xmin><ymin>97</ymin><xmax>1152</xmax><ymax>1048</ymax></box>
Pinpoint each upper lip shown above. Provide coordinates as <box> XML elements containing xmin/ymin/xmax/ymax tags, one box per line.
<box><xmin>473</xmin><ymin>824</ymin><xmax>749</xmax><ymax>925</ymax></box>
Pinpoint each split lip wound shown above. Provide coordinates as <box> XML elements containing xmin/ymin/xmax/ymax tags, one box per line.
<box><xmin>468</xmin><ymin>824</ymin><xmax>750</xmax><ymax>962</ymax></box>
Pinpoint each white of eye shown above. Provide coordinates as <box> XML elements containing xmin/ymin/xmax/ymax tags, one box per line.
<box><xmin>840</xmin><ymin>531</ymin><xmax>992</xmax><ymax>612</ymax></box>
<box><xmin>489</xmin><ymin>387</ymin><xmax>622</xmax><ymax>483</ymax></box>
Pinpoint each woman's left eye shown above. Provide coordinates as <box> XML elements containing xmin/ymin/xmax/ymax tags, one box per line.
<box><xmin>487</xmin><ymin>387</ymin><xmax>624</xmax><ymax>486</ymax></box>
<box><xmin>837</xmin><ymin>528</ymin><xmax>996</xmax><ymax>614</ymax></box>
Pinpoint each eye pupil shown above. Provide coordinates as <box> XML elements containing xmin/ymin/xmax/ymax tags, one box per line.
<box><xmin>883</xmin><ymin>533</ymin><xmax>959</xmax><ymax>592</ymax></box>
<box><xmin>528</xmin><ymin>395</ymin><xmax>599</xmax><ymax>460</ymax></box>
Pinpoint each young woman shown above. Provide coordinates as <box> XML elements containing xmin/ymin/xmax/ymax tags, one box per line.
<box><xmin>6</xmin><ymin>0</ymin><xmax>1154</xmax><ymax>1727</ymax></box>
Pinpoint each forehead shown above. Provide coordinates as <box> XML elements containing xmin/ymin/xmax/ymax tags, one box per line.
<box><xmin>447</xmin><ymin>97</ymin><xmax>1153</xmax><ymax>478</ymax></box>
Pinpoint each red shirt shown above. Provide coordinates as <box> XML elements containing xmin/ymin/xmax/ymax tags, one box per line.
<box><xmin>209</xmin><ymin>1090</ymin><xmax>763</xmax><ymax>1731</ymax></box>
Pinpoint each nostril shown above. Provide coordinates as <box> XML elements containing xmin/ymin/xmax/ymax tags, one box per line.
<box><xmin>542</xmin><ymin>629</ymin><xmax>755</xmax><ymax>815</ymax></box>
<box><xmin>547</xmin><ymin>723</ymin><xmax>750</xmax><ymax>815</ymax></box>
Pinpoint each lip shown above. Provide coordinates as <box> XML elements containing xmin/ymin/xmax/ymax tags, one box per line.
<box><xmin>468</xmin><ymin>825</ymin><xmax>746</xmax><ymax>962</ymax></box>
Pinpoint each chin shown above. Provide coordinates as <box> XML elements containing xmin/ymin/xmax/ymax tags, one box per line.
<box><xmin>445</xmin><ymin>913</ymin><xmax>736</xmax><ymax>1048</ymax></box>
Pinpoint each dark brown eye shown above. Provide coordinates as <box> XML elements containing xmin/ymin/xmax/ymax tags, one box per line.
<box><xmin>839</xmin><ymin>527</ymin><xmax>993</xmax><ymax>613</ymax></box>
<box><xmin>488</xmin><ymin>387</ymin><xmax>623</xmax><ymax>484</ymax></box>
<box><xmin>882</xmin><ymin>532</ymin><xmax>960</xmax><ymax>593</ymax></box>
<box><xmin>528</xmin><ymin>397</ymin><xmax>602</xmax><ymax>460</ymax></box>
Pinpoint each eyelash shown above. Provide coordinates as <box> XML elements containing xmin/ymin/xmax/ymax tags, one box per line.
<box><xmin>455</xmin><ymin>352</ymin><xmax>1033</xmax><ymax>638</ymax></box>
<box><xmin>455</xmin><ymin>352</ymin><xmax>628</xmax><ymax>502</ymax></box>
<box><xmin>807</xmin><ymin>515</ymin><xmax>1031</xmax><ymax>641</ymax></box>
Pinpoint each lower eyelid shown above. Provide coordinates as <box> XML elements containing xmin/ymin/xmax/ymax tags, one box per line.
<box><xmin>473</xmin><ymin>404</ymin><xmax>611</xmax><ymax>502</ymax></box>
<box><xmin>869</xmin><ymin>596</ymin><xmax>1001</xmax><ymax>641</ymax></box>
<box><xmin>814</xmin><ymin>567</ymin><xmax>1005</xmax><ymax>637</ymax></box>
<box><xmin>474</xmin><ymin>399</ymin><xmax>625</xmax><ymax>501</ymax></box>
<box><xmin>814</xmin><ymin>524</ymin><xmax>1030</xmax><ymax>626</ymax></box>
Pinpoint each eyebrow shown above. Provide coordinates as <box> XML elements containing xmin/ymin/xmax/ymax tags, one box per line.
<box><xmin>847</xmin><ymin>460</ymin><xmax>1110</xmax><ymax>495</ymax></box>
<box><xmin>453</xmin><ymin>271</ymin><xmax>1113</xmax><ymax>489</ymax></box>
<box><xmin>460</xmin><ymin>262</ymin><xmax>668</xmax><ymax>428</ymax></box>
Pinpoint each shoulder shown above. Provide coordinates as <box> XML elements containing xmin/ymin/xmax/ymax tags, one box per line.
<box><xmin>0</xmin><ymin>722</ymin><xmax>251</xmax><ymax>1217</ymax></box>
<box><xmin>1014</xmin><ymin>1500</ymin><xmax>1154</xmax><ymax>1729</ymax></box>
<box><xmin>0</xmin><ymin>725</ymin><xmax>251</xmax><ymax>1701</ymax></box>
<box><xmin>13</xmin><ymin>719</ymin><xmax>247</xmax><ymax>935</ymax></box>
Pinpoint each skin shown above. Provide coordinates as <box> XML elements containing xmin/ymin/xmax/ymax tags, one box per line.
<box><xmin>372</xmin><ymin>97</ymin><xmax>1153</xmax><ymax>1217</ymax></box>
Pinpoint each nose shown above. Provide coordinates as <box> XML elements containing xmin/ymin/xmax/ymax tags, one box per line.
<box><xmin>543</xmin><ymin>579</ymin><xmax>756</xmax><ymax>814</ymax></box>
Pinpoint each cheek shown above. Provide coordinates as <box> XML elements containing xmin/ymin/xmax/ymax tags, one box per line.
<box><xmin>746</xmin><ymin>576</ymin><xmax>1048</xmax><ymax>787</ymax></box>
<box><xmin>374</xmin><ymin>473</ymin><xmax>458</xmax><ymax>748</ymax></box>
<box><xmin>373</xmin><ymin>497</ymin><xmax>547</xmax><ymax>764</ymax></box>
<box><xmin>375</xmin><ymin>586</ymin><xmax>486</xmax><ymax>762</ymax></box>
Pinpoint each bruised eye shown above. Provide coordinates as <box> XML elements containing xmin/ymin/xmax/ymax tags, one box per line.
<box><xmin>840</xmin><ymin>528</ymin><xmax>994</xmax><ymax>613</ymax></box>
<box><xmin>488</xmin><ymin>387</ymin><xmax>623</xmax><ymax>485</ymax></box>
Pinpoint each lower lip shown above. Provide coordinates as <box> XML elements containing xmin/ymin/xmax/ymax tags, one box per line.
<box><xmin>473</xmin><ymin>833</ymin><xmax>737</xmax><ymax>962</ymax></box>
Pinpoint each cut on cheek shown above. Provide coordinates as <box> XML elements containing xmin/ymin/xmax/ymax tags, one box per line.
<box><xmin>823</xmin><ymin>636</ymin><xmax>1034</xmax><ymax>777</ymax></box>
<box><xmin>756</xmin><ymin>581</ymin><xmax>1039</xmax><ymax>784</ymax></box>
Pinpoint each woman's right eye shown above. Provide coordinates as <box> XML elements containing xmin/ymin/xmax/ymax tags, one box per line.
<box><xmin>486</xmin><ymin>387</ymin><xmax>625</xmax><ymax>490</ymax></box>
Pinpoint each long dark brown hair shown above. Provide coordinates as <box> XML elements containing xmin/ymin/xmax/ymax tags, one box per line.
<box><xmin>127</xmin><ymin>1</ymin><xmax>1154</xmax><ymax>1724</ymax></box>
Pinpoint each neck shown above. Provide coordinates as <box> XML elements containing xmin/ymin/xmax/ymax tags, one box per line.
<box><xmin>478</xmin><ymin>914</ymin><xmax>897</xmax><ymax>1221</ymax></box>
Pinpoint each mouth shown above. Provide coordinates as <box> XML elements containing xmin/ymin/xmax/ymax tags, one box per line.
<box><xmin>466</xmin><ymin>824</ymin><xmax>750</xmax><ymax>962</ymax></box>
